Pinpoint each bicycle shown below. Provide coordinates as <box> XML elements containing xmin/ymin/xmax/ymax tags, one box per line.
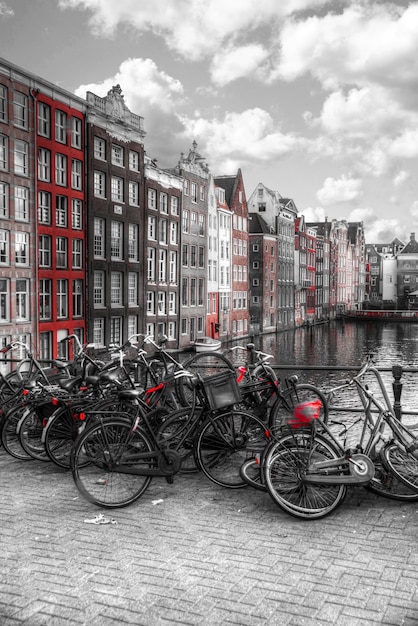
<box><xmin>251</xmin><ymin>356</ymin><xmax>418</xmax><ymax>519</ymax></box>
<box><xmin>70</xmin><ymin>369</ymin><xmax>270</xmax><ymax>508</ymax></box>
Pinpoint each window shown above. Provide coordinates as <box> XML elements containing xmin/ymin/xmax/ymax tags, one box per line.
<box><xmin>56</xmin><ymin>195</ymin><xmax>67</xmax><ymax>227</ymax></box>
<box><xmin>111</xmin><ymin>272</ymin><xmax>122</xmax><ymax>306</ymax></box>
<box><xmin>191</xmin><ymin>182</ymin><xmax>197</xmax><ymax>203</ymax></box>
<box><xmin>184</xmin><ymin>179</ymin><xmax>189</xmax><ymax>195</ymax></box>
<box><xmin>111</xmin><ymin>144</ymin><xmax>124</xmax><ymax>167</ymax></box>
<box><xmin>169</xmin><ymin>292</ymin><xmax>176</xmax><ymax>314</ymax></box>
<box><xmin>128</xmin><ymin>181</ymin><xmax>139</xmax><ymax>206</ymax></box>
<box><xmin>128</xmin><ymin>315</ymin><xmax>138</xmax><ymax>338</ymax></box>
<box><xmin>94</xmin><ymin>218</ymin><xmax>105</xmax><ymax>258</ymax></box>
<box><xmin>15</xmin><ymin>187</ymin><xmax>29</xmax><ymax>221</ymax></box>
<box><xmin>38</xmin><ymin>148</ymin><xmax>50</xmax><ymax>181</ymax></box>
<box><xmin>14</xmin><ymin>92</ymin><xmax>28</xmax><ymax>128</ymax></box>
<box><xmin>40</xmin><ymin>279</ymin><xmax>52</xmax><ymax>320</ymax></box>
<box><xmin>56</xmin><ymin>153</ymin><xmax>67</xmax><ymax>186</ymax></box>
<box><xmin>199</xmin><ymin>214</ymin><xmax>205</xmax><ymax>236</ymax></box>
<box><xmin>198</xmin><ymin>278</ymin><xmax>204</xmax><ymax>306</ymax></box>
<box><xmin>72</xmin><ymin>239</ymin><xmax>83</xmax><ymax>269</ymax></box>
<box><xmin>159</xmin><ymin>219</ymin><xmax>168</xmax><ymax>244</ymax></box>
<box><xmin>111</xmin><ymin>176</ymin><xmax>123</xmax><ymax>202</ymax></box>
<box><xmin>72</xmin><ymin>279</ymin><xmax>83</xmax><ymax>318</ymax></box>
<box><xmin>146</xmin><ymin>291</ymin><xmax>155</xmax><ymax>314</ymax></box>
<box><xmin>0</xmin><ymin>279</ymin><xmax>10</xmax><ymax>321</ymax></box>
<box><xmin>16</xmin><ymin>279</ymin><xmax>29</xmax><ymax>321</ymax></box>
<box><xmin>147</xmin><ymin>248</ymin><xmax>156</xmax><ymax>281</ymax></box>
<box><xmin>170</xmin><ymin>222</ymin><xmax>178</xmax><ymax>245</ymax></box>
<box><xmin>15</xmin><ymin>140</ymin><xmax>28</xmax><ymax>175</ymax></box>
<box><xmin>200</xmin><ymin>185</ymin><xmax>205</xmax><ymax>201</ymax></box>
<box><xmin>182</xmin><ymin>210</ymin><xmax>189</xmax><ymax>233</ymax></box>
<box><xmin>182</xmin><ymin>244</ymin><xmax>188</xmax><ymax>266</ymax></box>
<box><xmin>94</xmin><ymin>137</ymin><xmax>106</xmax><ymax>160</ymax></box>
<box><xmin>0</xmin><ymin>182</ymin><xmax>7</xmax><ymax>219</ymax></box>
<box><xmin>110</xmin><ymin>317</ymin><xmax>122</xmax><ymax>345</ymax></box>
<box><xmin>39</xmin><ymin>235</ymin><xmax>51</xmax><ymax>267</ymax></box>
<box><xmin>148</xmin><ymin>216</ymin><xmax>157</xmax><ymax>240</ymax></box>
<box><xmin>15</xmin><ymin>232</ymin><xmax>29</xmax><ymax>265</ymax></box>
<box><xmin>0</xmin><ymin>230</ymin><xmax>9</xmax><ymax>264</ymax></box>
<box><xmin>128</xmin><ymin>273</ymin><xmax>138</xmax><ymax>306</ymax></box>
<box><xmin>190</xmin><ymin>245</ymin><xmax>196</xmax><ymax>267</ymax></box>
<box><xmin>55</xmin><ymin>110</ymin><xmax>67</xmax><ymax>143</ymax></box>
<box><xmin>190</xmin><ymin>278</ymin><xmax>196</xmax><ymax>306</ymax></box>
<box><xmin>57</xmin><ymin>279</ymin><xmax>68</xmax><ymax>318</ymax></box>
<box><xmin>72</xmin><ymin>199</ymin><xmax>82</xmax><ymax>230</ymax></box>
<box><xmin>0</xmin><ymin>135</ymin><xmax>7</xmax><ymax>170</ymax></box>
<box><xmin>148</xmin><ymin>188</ymin><xmax>157</xmax><ymax>210</ymax></box>
<box><xmin>0</xmin><ymin>85</ymin><xmax>7</xmax><ymax>122</ymax></box>
<box><xmin>171</xmin><ymin>196</ymin><xmax>179</xmax><ymax>215</ymax></box>
<box><xmin>128</xmin><ymin>224</ymin><xmax>139</xmax><ymax>261</ymax></box>
<box><xmin>111</xmin><ymin>221</ymin><xmax>123</xmax><ymax>259</ymax></box>
<box><xmin>159</xmin><ymin>250</ymin><xmax>167</xmax><ymax>282</ymax></box>
<box><xmin>158</xmin><ymin>292</ymin><xmax>166</xmax><ymax>314</ymax></box>
<box><xmin>38</xmin><ymin>102</ymin><xmax>50</xmax><ymax>137</ymax></box>
<box><xmin>93</xmin><ymin>318</ymin><xmax>105</xmax><ymax>348</ymax></box>
<box><xmin>71</xmin><ymin>117</ymin><xmax>82</xmax><ymax>149</ymax></box>
<box><xmin>38</xmin><ymin>191</ymin><xmax>51</xmax><ymax>224</ymax></box>
<box><xmin>56</xmin><ymin>236</ymin><xmax>68</xmax><ymax>268</ymax></box>
<box><xmin>71</xmin><ymin>159</ymin><xmax>82</xmax><ymax>190</ymax></box>
<box><xmin>94</xmin><ymin>171</ymin><xmax>106</xmax><ymax>198</ymax></box>
<box><xmin>39</xmin><ymin>332</ymin><xmax>52</xmax><ymax>360</ymax></box>
<box><xmin>94</xmin><ymin>271</ymin><xmax>105</xmax><ymax>306</ymax></box>
<box><xmin>129</xmin><ymin>150</ymin><xmax>139</xmax><ymax>171</ymax></box>
<box><xmin>182</xmin><ymin>278</ymin><xmax>188</xmax><ymax>306</ymax></box>
<box><xmin>169</xmin><ymin>251</ymin><xmax>177</xmax><ymax>283</ymax></box>
<box><xmin>198</xmin><ymin>246</ymin><xmax>204</xmax><ymax>268</ymax></box>
<box><xmin>160</xmin><ymin>193</ymin><xmax>168</xmax><ymax>213</ymax></box>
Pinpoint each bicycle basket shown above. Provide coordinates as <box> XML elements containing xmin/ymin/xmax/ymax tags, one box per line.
<box><xmin>287</xmin><ymin>399</ymin><xmax>323</xmax><ymax>429</ymax></box>
<box><xmin>202</xmin><ymin>371</ymin><xmax>242</xmax><ymax>410</ymax></box>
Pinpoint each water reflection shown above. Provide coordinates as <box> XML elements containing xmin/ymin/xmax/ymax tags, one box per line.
<box><xmin>257</xmin><ymin>321</ymin><xmax>418</xmax><ymax>368</ymax></box>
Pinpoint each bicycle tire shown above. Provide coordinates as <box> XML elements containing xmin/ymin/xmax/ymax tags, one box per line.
<box><xmin>268</xmin><ymin>384</ymin><xmax>329</xmax><ymax>432</ymax></box>
<box><xmin>195</xmin><ymin>409</ymin><xmax>269</xmax><ymax>488</ymax></box>
<box><xmin>157</xmin><ymin>406</ymin><xmax>204</xmax><ymax>473</ymax></box>
<box><xmin>366</xmin><ymin>456</ymin><xmax>418</xmax><ymax>501</ymax></box>
<box><xmin>239</xmin><ymin>457</ymin><xmax>267</xmax><ymax>492</ymax></box>
<box><xmin>263</xmin><ymin>431</ymin><xmax>347</xmax><ymax>520</ymax></box>
<box><xmin>44</xmin><ymin>405</ymin><xmax>83</xmax><ymax>469</ymax></box>
<box><xmin>18</xmin><ymin>406</ymin><xmax>51</xmax><ymax>462</ymax></box>
<box><xmin>1</xmin><ymin>405</ymin><xmax>33</xmax><ymax>460</ymax></box>
<box><xmin>71</xmin><ymin>418</ymin><xmax>154</xmax><ymax>508</ymax></box>
<box><xmin>380</xmin><ymin>442</ymin><xmax>418</xmax><ymax>493</ymax></box>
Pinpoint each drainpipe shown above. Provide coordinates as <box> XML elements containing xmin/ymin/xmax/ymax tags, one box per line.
<box><xmin>30</xmin><ymin>87</ymin><xmax>39</xmax><ymax>352</ymax></box>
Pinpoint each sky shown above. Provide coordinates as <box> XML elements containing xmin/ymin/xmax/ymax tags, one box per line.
<box><xmin>1</xmin><ymin>0</ymin><xmax>418</xmax><ymax>243</ymax></box>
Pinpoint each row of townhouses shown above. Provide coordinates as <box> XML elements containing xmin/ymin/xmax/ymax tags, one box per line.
<box><xmin>0</xmin><ymin>56</ymin><xmax>369</xmax><ymax>360</ymax></box>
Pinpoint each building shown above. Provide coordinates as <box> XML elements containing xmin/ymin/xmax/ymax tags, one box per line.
<box><xmin>85</xmin><ymin>85</ymin><xmax>146</xmax><ymax>349</ymax></box>
<box><xmin>215</xmin><ymin>170</ymin><xmax>249</xmax><ymax>340</ymax></box>
<box><xmin>172</xmin><ymin>142</ymin><xmax>209</xmax><ymax>349</ymax></box>
<box><xmin>144</xmin><ymin>155</ymin><xmax>182</xmax><ymax>346</ymax></box>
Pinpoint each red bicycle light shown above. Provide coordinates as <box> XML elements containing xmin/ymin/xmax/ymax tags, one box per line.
<box><xmin>22</xmin><ymin>389</ymin><xmax>30</xmax><ymax>396</ymax></box>
<box><xmin>287</xmin><ymin>399</ymin><xmax>323</xmax><ymax>429</ymax></box>
<box><xmin>51</xmin><ymin>397</ymin><xmax>60</xmax><ymax>406</ymax></box>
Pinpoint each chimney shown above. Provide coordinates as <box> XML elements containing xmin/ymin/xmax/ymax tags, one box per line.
<box><xmin>411</xmin><ymin>233</ymin><xmax>416</xmax><ymax>242</ymax></box>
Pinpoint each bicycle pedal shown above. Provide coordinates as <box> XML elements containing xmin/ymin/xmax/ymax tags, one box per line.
<box><xmin>165</xmin><ymin>475</ymin><xmax>174</xmax><ymax>484</ymax></box>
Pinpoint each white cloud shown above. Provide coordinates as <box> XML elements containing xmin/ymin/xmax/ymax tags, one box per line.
<box><xmin>393</xmin><ymin>170</ymin><xmax>410</xmax><ymax>187</ymax></box>
<box><xmin>183</xmin><ymin>108</ymin><xmax>301</xmax><ymax>171</ymax></box>
<box><xmin>316</xmin><ymin>175</ymin><xmax>363</xmax><ymax>205</ymax></box>
<box><xmin>210</xmin><ymin>44</ymin><xmax>270</xmax><ymax>87</ymax></box>
<box><xmin>0</xmin><ymin>1</ymin><xmax>13</xmax><ymax>17</ymax></box>
<box><xmin>300</xmin><ymin>206</ymin><xmax>327</xmax><ymax>223</ymax></box>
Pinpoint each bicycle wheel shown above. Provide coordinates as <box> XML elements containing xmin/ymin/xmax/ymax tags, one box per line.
<box><xmin>380</xmin><ymin>442</ymin><xmax>418</xmax><ymax>493</ymax></box>
<box><xmin>195</xmin><ymin>410</ymin><xmax>269</xmax><ymax>488</ymax></box>
<box><xmin>1</xmin><ymin>405</ymin><xmax>33</xmax><ymax>460</ymax></box>
<box><xmin>44</xmin><ymin>405</ymin><xmax>84</xmax><ymax>469</ymax></box>
<box><xmin>366</xmin><ymin>456</ymin><xmax>418</xmax><ymax>501</ymax></box>
<box><xmin>157</xmin><ymin>406</ymin><xmax>204</xmax><ymax>473</ymax></box>
<box><xmin>18</xmin><ymin>406</ymin><xmax>51</xmax><ymax>461</ymax></box>
<box><xmin>239</xmin><ymin>457</ymin><xmax>267</xmax><ymax>492</ymax></box>
<box><xmin>264</xmin><ymin>431</ymin><xmax>347</xmax><ymax>520</ymax></box>
<box><xmin>268</xmin><ymin>384</ymin><xmax>329</xmax><ymax>432</ymax></box>
<box><xmin>71</xmin><ymin>419</ymin><xmax>154</xmax><ymax>508</ymax></box>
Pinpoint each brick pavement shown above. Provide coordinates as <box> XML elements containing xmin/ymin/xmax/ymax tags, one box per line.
<box><xmin>1</xmin><ymin>450</ymin><xmax>418</xmax><ymax>626</ymax></box>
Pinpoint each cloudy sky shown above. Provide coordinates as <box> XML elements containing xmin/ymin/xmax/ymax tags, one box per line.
<box><xmin>1</xmin><ymin>0</ymin><xmax>418</xmax><ymax>242</ymax></box>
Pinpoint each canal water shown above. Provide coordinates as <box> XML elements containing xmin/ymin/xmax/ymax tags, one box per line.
<box><xmin>254</xmin><ymin>320</ymin><xmax>418</xmax><ymax>416</ymax></box>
